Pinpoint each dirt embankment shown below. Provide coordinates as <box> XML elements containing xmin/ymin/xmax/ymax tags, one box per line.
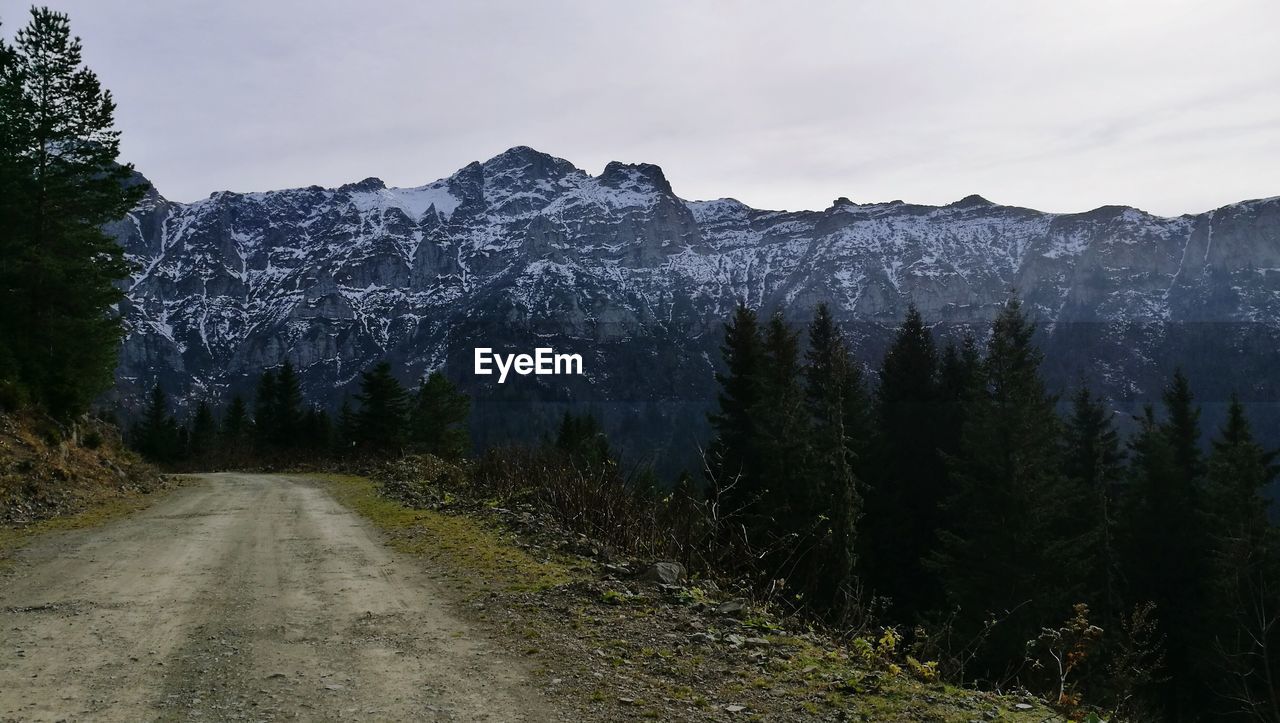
<box><xmin>0</xmin><ymin>412</ymin><xmax>164</xmax><ymax>529</ymax></box>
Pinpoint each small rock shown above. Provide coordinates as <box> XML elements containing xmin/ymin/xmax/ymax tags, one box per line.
<box><xmin>715</xmin><ymin>598</ymin><xmax>748</xmax><ymax>618</ymax></box>
<box><xmin>603</xmin><ymin>563</ymin><xmax>632</xmax><ymax>577</ymax></box>
<box><xmin>725</xmin><ymin>704</ymin><xmax>747</xmax><ymax>713</ymax></box>
<box><xmin>744</xmin><ymin>637</ymin><xmax>770</xmax><ymax>648</ymax></box>
<box><xmin>641</xmin><ymin>561</ymin><xmax>687</xmax><ymax>586</ymax></box>
<box><xmin>1014</xmin><ymin>703</ymin><xmax>1034</xmax><ymax>710</ymax></box>
<box><xmin>725</xmin><ymin>633</ymin><xmax>745</xmax><ymax>647</ymax></box>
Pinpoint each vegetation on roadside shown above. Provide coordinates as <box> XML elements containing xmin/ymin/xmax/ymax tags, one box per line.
<box><xmin>316</xmin><ymin>472</ymin><xmax>578</xmax><ymax>593</ymax></box>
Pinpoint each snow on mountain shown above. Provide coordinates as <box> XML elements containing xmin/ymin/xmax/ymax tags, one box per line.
<box><xmin>108</xmin><ymin>146</ymin><xmax>1280</xmax><ymax>458</ymax></box>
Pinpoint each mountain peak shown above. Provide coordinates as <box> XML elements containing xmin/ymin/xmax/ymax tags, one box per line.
<box><xmin>951</xmin><ymin>194</ymin><xmax>993</xmax><ymax>208</ymax></box>
<box><xmin>599</xmin><ymin>161</ymin><xmax>673</xmax><ymax>195</ymax></box>
<box><xmin>339</xmin><ymin>177</ymin><xmax>386</xmax><ymax>192</ymax></box>
<box><xmin>479</xmin><ymin>146</ymin><xmax>579</xmax><ymax>183</ymax></box>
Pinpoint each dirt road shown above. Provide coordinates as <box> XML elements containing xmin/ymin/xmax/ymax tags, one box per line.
<box><xmin>0</xmin><ymin>473</ymin><xmax>553</xmax><ymax>722</ymax></box>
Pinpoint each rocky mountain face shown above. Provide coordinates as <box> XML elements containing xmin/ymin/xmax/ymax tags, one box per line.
<box><xmin>109</xmin><ymin>146</ymin><xmax>1280</xmax><ymax>467</ymax></box>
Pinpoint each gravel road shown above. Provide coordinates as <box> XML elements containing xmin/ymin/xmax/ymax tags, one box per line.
<box><xmin>0</xmin><ymin>473</ymin><xmax>553</xmax><ymax>721</ymax></box>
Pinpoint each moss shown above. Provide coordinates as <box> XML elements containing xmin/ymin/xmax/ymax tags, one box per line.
<box><xmin>311</xmin><ymin>473</ymin><xmax>578</xmax><ymax>593</ymax></box>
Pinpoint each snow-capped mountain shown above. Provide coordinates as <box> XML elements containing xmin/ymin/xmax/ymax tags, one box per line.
<box><xmin>109</xmin><ymin>146</ymin><xmax>1280</xmax><ymax>460</ymax></box>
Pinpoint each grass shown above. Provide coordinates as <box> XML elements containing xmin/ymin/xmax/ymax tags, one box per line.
<box><xmin>0</xmin><ymin>492</ymin><xmax>161</xmax><ymax>567</ymax></box>
<box><xmin>311</xmin><ymin>473</ymin><xmax>579</xmax><ymax>593</ymax></box>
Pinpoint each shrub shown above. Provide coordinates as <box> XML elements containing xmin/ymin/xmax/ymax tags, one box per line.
<box><xmin>375</xmin><ymin>454</ymin><xmax>468</xmax><ymax>508</ymax></box>
<box><xmin>471</xmin><ymin>446</ymin><xmax>671</xmax><ymax>559</ymax></box>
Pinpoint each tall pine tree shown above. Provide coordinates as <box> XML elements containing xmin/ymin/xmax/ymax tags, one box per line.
<box><xmin>253</xmin><ymin>370</ymin><xmax>277</xmax><ymax>449</ymax></box>
<box><xmin>863</xmin><ymin>305</ymin><xmax>946</xmax><ymax>620</ymax></box>
<box><xmin>409</xmin><ymin>371</ymin><xmax>470</xmax><ymax>460</ymax></box>
<box><xmin>187</xmin><ymin>400</ymin><xmax>217</xmax><ymax>460</ymax></box>
<box><xmin>271</xmin><ymin>360</ymin><xmax>303</xmax><ymax>448</ymax></box>
<box><xmin>706</xmin><ymin>303</ymin><xmax>764</xmax><ymax>541</ymax></box>
<box><xmin>220</xmin><ymin>395</ymin><xmax>250</xmax><ymax>454</ymax></box>
<box><xmin>800</xmin><ymin>304</ymin><xmax>859</xmax><ymax>616</ymax></box>
<box><xmin>1205</xmin><ymin>395</ymin><xmax>1279</xmax><ymax>716</ymax></box>
<box><xmin>929</xmin><ymin>295</ymin><xmax>1087</xmax><ymax>679</ymax></box>
<box><xmin>335</xmin><ymin>398</ymin><xmax>357</xmax><ymax>456</ymax></box>
<box><xmin>0</xmin><ymin>9</ymin><xmax>145</xmax><ymax>418</ymax></box>
<box><xmin>752</xmin><ymin>312</ymin><xmax>809</xmax><ymax>565</ymax></box>
<box><xmin>354</xmin><ymin>362</ymin><xmax>409</xmax><ymax>454</ymax></box>
<box><xmin>1119</xmin><ymin>371</ymin><xmax>1216</xmax><ymax>720</ymax></box>
<box><xmin>132</xmin><ymin>384</ymin><xmax>177</xmax><ymax>462</ymax></box>
<box><xmin>1062</xmin><ymin>385</ymin><xmax>1124</xmax><ymax>622</ymax></box>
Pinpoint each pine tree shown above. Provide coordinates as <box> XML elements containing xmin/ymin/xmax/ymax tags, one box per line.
<box><xmin>554</xmin><ymin>411</ymin><xmax>612</xmax><ymax>469</ymax></box>
<box><xmin>354</xmin><ymin>362</ymin><xmax>409</xmax><ymax>454</ymax></box>
<box><xmin>0</xmin><ymin>9</ymin><xmax>146</xmax><ymax>419</ymax></box>
<box><xmin>1204</xmin><ymin>395</ymin><xmax>1279</xmax><ymax>715</ymax></box>
<box><xmin>301</xmin><ymin>405</ymin><xmax>332</xmax><ymax>451</ymax></box>
<box><xmin>187</xmin><ymin>400</ymin><xmax>217</xmax><ymax>460</ymax></box>
<box><xmin>272</xmin><ymin>360</ymin><xmax>303</xmax><ymax>448</ymax></box>
<box><xmin>842</xmin><ymin>358</ymin><xmax>874</xmax><ymax>480</ymax></box>
<box><xmin>1119</xmin><ymin>372</ymin><xmax>1216</xmax><ymax>721</ymax></box>
<box><xmin>0</xmin><ymin>28</ymin><xmax>25</xmax><ymax>406</ymax></box>
<box><xmin>1062</xmin><ymin>386</ymin><xmax>1124</xmax><ymax>622</ymax></box>
<box><xmin>133</xmin><ymin>384</ymin><xmax>177</xmax><ymax>462</ymax></box>
<box><xmin>863</xmin><ymin>305</ymin><xmax>946</xmax><ymax>620</ymax></box>
<box><xmin>753</xmin><ymin>312</ymin><xmax>809</xmax><ymax>560</ymax></box>
<box><xmin>707</xmin><ymin>303</ymin><xmax>764</xmax><ymax>529</ymax></box>
<box><xmin>929</xmin><ymin>295</ymin><xmax>1086</xmax><ymax>677</ymax></box>
<box><xmin>221</xmin><ymin>395</ymin><xmax>249</xmax><ymax>446</ymax></box>
<box><xmin>937</xmin><ymin>334</ymin><xmax>982</xmax><ymax>458</ymax></box>
<box><xmin>253</xmin><ymin>370</ymin><xmax>277</xmax><ymax>449</ymax></box>
<box><xmin>1161</xmin><ymin>369</ymin><xmax>1206</xmax><ymax>486</ymax></box>
<box><xmin>409</xmin><ymin>371</ymin><xmax>470</xmax><ymax>460</ymax></box>
<box><xmin>335</xmin><ymin>399</ymin><xmax>357</xmax><ymax>456</ymax></box>
<box><xmin>800</xmin><ymin>303</ymin><xmax>859</xmax><ymax>615</ymax></box>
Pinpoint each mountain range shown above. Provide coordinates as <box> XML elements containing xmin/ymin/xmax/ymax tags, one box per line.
<box><xmin>108</xmin><ymin>146</ymin><xmax>1280</xmax><ymax>467</ymax></box>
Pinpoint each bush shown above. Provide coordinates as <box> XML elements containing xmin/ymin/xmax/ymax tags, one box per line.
<box><xmin>375</xmin><ymin>454</ymin><xmax>467</xmax><ymax>508</ymax></box>
<box><xmin>82</xmin><ymin>429</ymin><xmax>103</xmax><ymax>450</ymax></box>
<box><xmin>472</xmin><ymin>446</ymin><xmax>675</xmax><ymax>560</ymax></box>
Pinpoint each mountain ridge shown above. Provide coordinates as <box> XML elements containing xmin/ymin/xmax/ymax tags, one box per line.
<box><xmin>108</xmin><ymin>146</ymin><xmax>1280</xmax><ymax>462</ymax></box>
<box><xmin>167</xmin><ymin>144</ymin><xmax>1278</xmax><ymax>221</ymax></box>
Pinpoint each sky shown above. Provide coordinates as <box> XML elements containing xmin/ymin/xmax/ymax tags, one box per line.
<box><xmin>12</xmin><ymin>0</ymin><xmax>1280</xmax><ymax>216</ymax></box>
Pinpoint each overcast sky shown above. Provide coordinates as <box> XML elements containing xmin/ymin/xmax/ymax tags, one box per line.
<box><xmin>13</xmin><ymin>0</ymin><xmax>1280</xmax><ymax>215</ymax></box>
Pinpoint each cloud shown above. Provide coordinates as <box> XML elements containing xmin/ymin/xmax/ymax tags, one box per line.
<box><xmin>21</xmin><ymin>0</ymin><xmax>1280</xmax><ymax>215</ymax></box>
